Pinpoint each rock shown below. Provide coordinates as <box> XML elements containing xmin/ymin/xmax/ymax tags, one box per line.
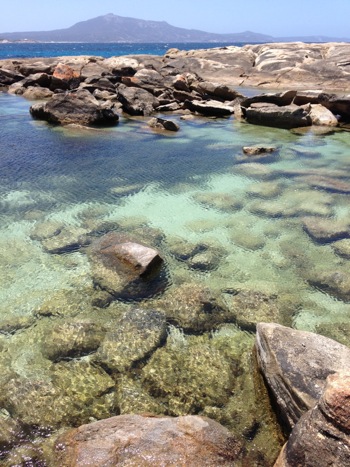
<box><xmin>0</xmin><ymin>68</ymin><xmax>25</xmax><ymax>85</ymax></box>
<box><xmin>332</xmin><ymin>238</ymin><xmax>350</xmax><ymax>258</ymax></box>
<box><xmin>187</xmin><ymin>250</ymin><xmax>221</xmax><ymax>271</ymax></box>
<box><xmin>116</xmin><ymin>375</ymin><xmax>163</xmax><ymax>415</ymax></box>
<box><xmin>224</xmin><ymin>290</ymin><xmax>280</xmax><ymax>331</ymax></box>
<box><xmin>302</xmin><ymin>216</ymin><xmax>350</xmax><ymax>243</ymax></box>
<box><xmin>88</xmin><ymin>232</ymin><xmax>166</xmax><ymax>300</ymax></box>
<box><xmin>148</xmin><ymin>117</ymin><xmax>180</xmax><ymax>131</ymax></box>
<box><xmin>96</xmin><ymin>308</ymin><xmax>166</xmax><ymax>373</ymax></box>
<box><xmin>241</xmin><ymin>90</ymin><xmax>297</xmax><ymax>108</ymax></box>
<box><xmin>122</xmin><ymin>68</ymin><xmax>166</xmax><ymax>93</ymax></box>
<box><xmin>274</xmin><ymin>372</ymin><xmax>350</xmax><ymax>467</ymax></box>
<box><xmin>246</xmin><ymin>181</ymin><xmax>284</xmax><ymax>199</ymax></box>
<box><xmin>242</xmin><ymin>145</ymin><xmax>277</xmax><ymax>156</ymax></box>
<box><xmin>40</xmin><ymin>226</ymin><xmax>90</xmax><ymax>254</ymax></box>
<box><xmin>51</xmin><ymin>62</ymin><xmax>80</xmax><ymax>90</ymax></box>
<box><xmin>117</xmin><ymin>83</ymin><xmax>159</xmax><ymax>115</ymax></box>
<box><xmin>230</xmin><ymin>228</ymin><xmax>266</xmax><ymax>251</ymax></box>
<box><xmin>152</xmin><ymin>282</ymin><xmax>231</xmax><ymax>332</ymax></box>
<box><xmin>307</xmin><ymin>269</ymin><xmax>350</xmax><ymax>302</ymax></box>
<box><xmin>184</xmin><ymin>99</ymin><xmax>234</xmax><ymax>116</ymax></box>
<box><xmin>315</xmin><ymin>322</ymin><xmax>350</xmax><ymax>347</ymax></box>
<box><xmin>192</xmin><ymin>81</ymin><xmax>244</xmax><ymax>101</ymax></box>
<box><xmin>53</xmin><ymin>414</ymin><xmax>242</xmax><ymax>467</ymax></box>
<box><xmin>3</xmin><ymin>360</ymin><xmax>115</xmax><ymax>428</ymax></box>
<box><xmin>298</xmin><ymin>174</ymin><xmax>350</xmax><ymax>194</ymax></box>
<box><xmin>308</xmin><ymin>103</ymin><xmax>339</xmax><ymax>126</ymax></box>
<box><xmin>30</xmin><ymin>89</ymin><xmax>119</xmax><ymax>126</ymax></box>
<box><xmin>192</xmin><ymin>191</ymin><xmax>243</xmax><ymax>212</ymax></box>
<box><xmin>249</xmin><ymin>189</ymin><xmax>333</xmax><ymax>218</ymax></box>
<box><xmin>22</xmin><ymin>86</ymin><xmax>54</xmax><ymax>100</ymax></box>
<box><xmin>38</xmin><ymin>319</ymin><xmax>105</xmax><ymax>361</ymax></box>
<box><xmin>142</xmin><ymin>335</ymin><xmax>234</xmax><ymax>415</ymax></box>
<box><xmin>242</xmin><ymin>103</ymin><xmax>312</xmax><ymax>129</ymax></box>
<box><xmin>255</xmin><ymin>323</ymin><xmax>350</xmax><ymax>431</ymax></box>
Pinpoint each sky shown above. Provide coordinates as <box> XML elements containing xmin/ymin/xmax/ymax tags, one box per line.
<box><xmin>1</xmin><ymin>0</ymin><xmax>350</xmax><ymax>38</ymax></box>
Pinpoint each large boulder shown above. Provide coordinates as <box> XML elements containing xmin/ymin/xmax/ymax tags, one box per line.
<box><xmin>255</xmin><ymin>323</ymin><xmax>350</xmax><ymax>431</ymax></box>
<box><xmin>242</xmin><ymin>103</ymin><xmax>312</xmax><ymax>129</ymax></box>
<box><xmin>29</xmin><ymin>89</ymin><xmax>119</xmax><ymax>126</ymax></box>
<box><xmin>52</xmin><ymin>414</ymin><xmax>242</xmax><ymax>467</ymax></box>
<box><xmin>274</xmin><ymin>372</ymin><xmax>350</xmax><ymax>467</ymax></box>
<box><xmin>88</xmin><ymin>232</ymin><xmax>166</xmax><ymax>300</ymax></box>
<box><xmin>308</xmin><ymin>103</ymin><xmax>338</xmax><ymax>126</ymax></box>
<box><xmin>117</xmin><ymin>83</ymin><xmax>159</xmax><ymax>115</ymax></box>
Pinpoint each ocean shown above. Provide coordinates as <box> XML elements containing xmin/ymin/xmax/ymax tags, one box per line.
<box><xmin>0</xmin><ymin>42</ymin><xmax>350</xmax><ymax>465</ymax></box>
<box><xmin>0</xmin><ymin>41</ymin><xmax>248</xmax><ymax>59</ymax></box>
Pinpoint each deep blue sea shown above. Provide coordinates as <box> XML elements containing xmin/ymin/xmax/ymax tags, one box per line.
<box><xmin>1</xmin><ymin>41</ymin><xmax>350</xmax><ymax>465</ymax></box>
<box><xmin>0</xmin><ymin>41</ymin><xmax>247</xmax><ymax>59</ymax></box>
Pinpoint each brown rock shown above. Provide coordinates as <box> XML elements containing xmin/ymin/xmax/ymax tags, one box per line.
<box><xmin>274</xmin><ymin>372</ymin><xmax>350</xmax><ymax>467</ymax></box>
<box><xmin>53</xmin><ymin>414</ymin><xmax>242</xmax><ymax>467</ymax></box>
<box><xmin>302</xmin><ymin>216</ymin><xmax>350</xmax><ymax>243</ymax></box>
<box><xmin>243</xmin><ymin>145</ymin><xmax>277</xmax><ymax>156</ymax></box>
<box><xmin>242</xmin><ymin>103</ymin><xmax>312</xmax><ymax>129</ymax></box>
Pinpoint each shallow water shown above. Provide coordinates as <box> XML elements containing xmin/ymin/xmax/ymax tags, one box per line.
<box><xmin>1</xmin><ymin>91</ymin><xmax>350</xmax><ymax>464</ymax></box>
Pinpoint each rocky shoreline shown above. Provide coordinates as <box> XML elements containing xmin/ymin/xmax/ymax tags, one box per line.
<box><xmin>0</xmin><ymin>42</ymin><xmax>350</xmax><ymax>130</ymax></box>
<box><xmin>1</xmin><ymin>42</ymin><xmax>350</xmax><ymax>466</ymax></box>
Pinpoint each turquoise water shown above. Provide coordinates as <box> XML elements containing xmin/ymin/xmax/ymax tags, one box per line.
<box><xmin>1</xmin><ymin>90</ymin><xmax>350</xmax><ymax>464</ymax></box>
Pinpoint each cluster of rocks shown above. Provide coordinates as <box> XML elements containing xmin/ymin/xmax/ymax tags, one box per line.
<box><xmin>1</xmin><ymin>42</ymin><xmax>350</xmax><ymax>129</ymax></box>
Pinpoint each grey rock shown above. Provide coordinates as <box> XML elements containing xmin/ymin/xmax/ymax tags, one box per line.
<box><xmin>148</xmin><ymin>117</ymin><xmax>179</xmax><ymax>131</ymax></box>
<box><xmin>242</xmin><ymin>103</ymin><xmax>312</xmax><ymax>129</ymax></box>
<box><xmin>255</xmin><ymin>323</ymin><xmax>350</xmax><ymax>431</ymax></box>
<box><xmin>117</xmin><ymin>83</ymin><xmax>159</xmax><ymax>115</ymax></box>
<box><xmin>184</xmin><ymin>99</ymin><xmax>234</xmax><ymax>116</ymax></box>
<box><xmin>30</xmin><ymin>89</ymin><xmax>119</xmax><ymax>126</ymax></box>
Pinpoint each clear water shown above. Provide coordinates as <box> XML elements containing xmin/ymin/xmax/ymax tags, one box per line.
<box><xmin>1</xmin><ymin>85</ymin><xmax>350</xmax><ymax>463</ymax></box>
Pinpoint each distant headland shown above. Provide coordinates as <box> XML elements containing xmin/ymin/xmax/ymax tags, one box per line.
<box><xmin>0</xmin><ymin>13</ymin><xmax>349</xmax><ymax>43</ymax></box>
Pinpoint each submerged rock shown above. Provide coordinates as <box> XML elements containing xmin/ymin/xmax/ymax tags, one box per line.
<box><xmin>302</xmin><ymin>216</ymin><xmax>350</xmax><ymax>243</ymax></box>
<box><xmin>142</xmin><ymin>334</ymin><xmax>234</xmax><ymax>415</ymax></box>
<box><xmin>95</xmin><ymin>308</ymin><xmax>167</xmax><ymax>373</ymax></box>
<box><xmin>274</xmin><ymin>372</ymin><xmax>350</xmax><ymax>467</ymax></box>
<box><xmin>53</xmin><ymin>414</ymin><xmax>242</xmax><ymax>467</ymax></box>
<box><xmin>153</xmin><ymin>282</ymin><xmax>231</xmax><ymax>332</ymax></box>
<box><xmin>224</xmin><ymin>290</ymin><xmax>280</xmax><ymax>331</ymax></box>
<box><xmin>307</xmin><ymin>269</ymin><xmax>350</xmax><ymax>302</ymax></box>
<box><xmin>255</xmin><ymin>323</ymin><xmax>350</xmax><ymax>431</ymax></box>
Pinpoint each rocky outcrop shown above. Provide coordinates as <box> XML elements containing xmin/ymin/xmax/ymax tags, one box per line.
<box><xmin>274</xmin><ymin>372</ymin><xmax>350</xmax><ymax>467</ymax></box>
<box><xmin>2</xmin><ymin>43</ymin><xmax>350</xmax><ymax>129</ymax></box>
<box><xmin>52</xmin><ymin>414</ymin><xmax>243</xmax><ymax>467</ymax></box>
<box><xmin>255</xmin><ymin>323</ymin><xmax>350</xmax><ymax>431</ymax></box>
<box><xmin>30</xmin><ymin>89</ymin><xmax>119</xmax><ymax>126</ymax></box>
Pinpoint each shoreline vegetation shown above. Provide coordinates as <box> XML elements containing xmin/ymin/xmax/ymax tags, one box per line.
<box><xmin>1</xmin><ymin>42</ymin><xmax>350</xmax><ymax>465</ymax></box>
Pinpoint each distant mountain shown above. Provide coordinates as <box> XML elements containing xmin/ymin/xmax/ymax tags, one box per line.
<box><xmin>0</xmin><ymin>13</ymin><xmax>348</xmax><ymax>43</ymax></box>
<box><xmin>0</xmin><ymin>13</ymin><xmax>274</xmax><ymax>43</ymax></box>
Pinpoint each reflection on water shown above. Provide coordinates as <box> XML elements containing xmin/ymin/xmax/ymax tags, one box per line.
<box><xmin>0</xmin><ymin>92</ymin><xmax>350</xmax><ymax>464</ymax></box>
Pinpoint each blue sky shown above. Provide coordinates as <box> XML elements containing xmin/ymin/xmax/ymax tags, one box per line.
<box><xmin>1</xmin><ymin>0</ymin><xmax>349</xmax><ymax>38</ymax></box>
